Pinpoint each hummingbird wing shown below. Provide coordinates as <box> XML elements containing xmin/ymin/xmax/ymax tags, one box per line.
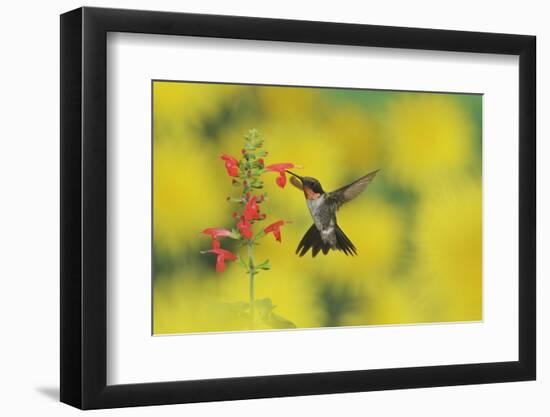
<box><xmin>326</xmin><ymin>169</ymin><xmax>379</xmax><ymax>210</ymax></box>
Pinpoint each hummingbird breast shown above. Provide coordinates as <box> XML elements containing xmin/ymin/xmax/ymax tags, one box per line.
<box><xmin>306</xmin><ymin>195</ymin><xmax>337</xmax><ymax>246</ymax></box>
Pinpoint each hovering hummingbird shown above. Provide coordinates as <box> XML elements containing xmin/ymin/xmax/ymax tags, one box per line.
<box><xmin>286</xmin><ymin>169</ymin><xmax>379</xmax><ymax>257</ymax></box>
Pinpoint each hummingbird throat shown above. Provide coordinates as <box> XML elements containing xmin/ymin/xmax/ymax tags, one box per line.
<box><xmin>303</xmin><ymin>186</ymin><xmax>321</xmax><ymax>200</ymax></box>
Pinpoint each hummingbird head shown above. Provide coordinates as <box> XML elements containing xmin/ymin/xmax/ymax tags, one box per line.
<box><xmin>286</xmin><ymin>170</ymin><xmax>325</xmax><ymax>198</ymax></box>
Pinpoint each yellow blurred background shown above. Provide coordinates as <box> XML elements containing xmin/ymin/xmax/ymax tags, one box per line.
<box><xmin>153</xmin><ymin>81</ymin><xmax>482</xmax><ymax>334</ymax></box>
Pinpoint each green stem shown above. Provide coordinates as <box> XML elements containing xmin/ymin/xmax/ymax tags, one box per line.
<box><xmin>248</xmin><ymin>241</ymin><xmax>255</xmax><ymax>328</ymax></box>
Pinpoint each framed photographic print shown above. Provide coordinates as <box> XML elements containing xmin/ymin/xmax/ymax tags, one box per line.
<box><xmin>60</xmin><ymin>6</ymin><xmax>536</xmax><ymax>409</ymax></box>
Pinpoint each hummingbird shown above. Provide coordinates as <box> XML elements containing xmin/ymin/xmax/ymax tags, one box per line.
<box><xmin>286</xmin><ymin>169</ymin><xmax>379</xmax><ymax>257</ymax></box>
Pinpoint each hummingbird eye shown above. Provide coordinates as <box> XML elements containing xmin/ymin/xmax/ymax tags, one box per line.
<box><xmin>305</xmin><ymin>180</ymin><xmax>321</xmax><ymax>194</ymax></box>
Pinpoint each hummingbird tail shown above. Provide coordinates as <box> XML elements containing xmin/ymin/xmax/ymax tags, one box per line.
<box><xmin>296</xmin><ymin>224</ymin><xmax>327</xmax><ymax>258</ymax></box>
<box><xmin>334</xmin><ymin>224</ymin><xmax>357</xmax><ymax>256</ymax></box>
<box><xmin>296</xmin><ymin>224</ymin><xmax>357</xmax><ymax>257</ymax></box>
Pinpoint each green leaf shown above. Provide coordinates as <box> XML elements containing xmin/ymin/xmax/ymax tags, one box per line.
<box><xmin>237</xmin><ymin>253</ymin><xmax>249</xmax><ymax>270</ymax></box>
<box><xmin>254</xmin><ymin>298</ymin><xmax>297</xmax><ymax>329</ymax></box>
<box><xmin>254</xmin><ymin>298</ymin><xmax>275</xmax><ymax>319</ymax></box>
<box><xmin>213</xmin><ymin>301</ymin><xmax>251</xmax><ymax>321</ymax></box>
<box><xmin>254</xmin><ymin>230</ymin><xmax>266</xmax><ymax>241</ymax></box>
<box><xmin>256</xmin><ymin>259</ymin><xmax>271</xmax><ymax>271</ymax></box>
<box><xmin>265</xmin><ymin>313</ymin><xmax>297</xmax><ymax>329</ymax></box>
<box><xmin>228</xmin><ymin>230</ymin><xmax>241</xmax><ymax>240</ymax></box>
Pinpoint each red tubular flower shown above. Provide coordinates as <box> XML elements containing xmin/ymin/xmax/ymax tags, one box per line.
<box><xmin>236</xmin><ymin>216</ymin><xmax>253</xmax><ymax>239</ymax></box>
<box><xmin>202</xmin><ymin>228</ymin><xmax>232</xmax><ymax>249</ymax></box>
<box><xmin>264</xmin><ymin>220</ymin><xmax>286</xmax><ymax>242</ymax></box>
<box><xmin>243</xmin><ymin>196</ymin><xmax>260</xmax><ymax>221</ymax></box>
<box><xmin>265</xmin><ymin>163</ymin><xmax>296</xmax><ymax>188</ymax></box>
<box><xmin>220</xmin><ymin>154</ymin><xmax>239</xmax><ymax>177</ymax></box>
<box><xmin>203</xmin><ymin>248</ymin><xmax>237</xmax><ymax>272</ymax></box>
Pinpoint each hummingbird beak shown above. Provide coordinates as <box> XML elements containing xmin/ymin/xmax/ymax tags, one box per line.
<box><xmin>285</xmin><ymin>170</ymin><xmax>303</xmax><ymax>181</ymax></box>
<box><xmin>287</xmin><ymin>170</ymin><xmax>305</xmax><ymax>192</ymax></box>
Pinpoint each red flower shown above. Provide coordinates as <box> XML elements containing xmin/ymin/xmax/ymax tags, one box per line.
<box><xmin>202</xmin><ymin>228</ymin><xmax>232</xmax><ymax>249</ymax></box>
<box><xmin>220</xmin><ymin>154</ymin><xmax>239</xmax><ymax>177</ymax></box>
<box><xmin>264</xmin><ymin>220</ymin><xmax>286</xmax><ymax>242</ymax></box>
<box><xmin>243</xmin><ymin>196</ymin><xmax>260</xmax><ymax>221</ymax></box>
<box><xmin>236</xmin><ymin>216</ymin><xmax>253</xmax><ymax>239</ymax></box>
<box><xmin>265</xmin><ymin>163</ymin><xmax>296</xmax><ymax>188</ymax></box>
<box><xmin>202</xmin><ymin>248</ymin><xmax>237</xmax><ymax>272</ymax></box>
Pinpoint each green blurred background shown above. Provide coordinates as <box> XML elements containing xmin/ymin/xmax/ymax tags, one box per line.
<box><xmin>153</xmin><ymin>81</ymin><xmax>482</xmax><ymax>334</ymax></box>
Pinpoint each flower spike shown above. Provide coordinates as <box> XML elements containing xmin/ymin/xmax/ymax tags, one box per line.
<box><xmin>237</xmin><ymin>217</ymin><xmax>253</xmax><ymax>239</ymax></box>
<box><xmin>220</xmin><ymin>154</ymin><xmax>239</xmax><ymax>177</ymax></box>
<box><xmin>201</xmin><ymin>248</ymin><xmax>237</xmax><ymax>272</ymax></box>
<box><xmin>264</xmin><ymin>220</ymin><xmax>287</xmax><ymax>242</ymax></box>
<box><xmin>265</xmin><ymin>163</ymin><xmax>297</xmax><ymax>188</ymax></box>
<box><xmin>243</xmin><ymin>195</ymin><xmax>260</xmax><ymax>221</ymax></box>
<box><xmin>202</xmin><ymin>228</ymin><xmax>232</xmax><ymax>249</ymax></box>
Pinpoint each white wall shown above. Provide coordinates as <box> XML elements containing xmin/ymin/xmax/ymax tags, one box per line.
<box><xmin>0</xmin><ymin>0</ymin><xmax>545</xmax><ymax>415</ymax></box>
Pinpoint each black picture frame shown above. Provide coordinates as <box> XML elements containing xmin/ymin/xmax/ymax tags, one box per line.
<box><xmin>60</xmin><ymin>6</ymin><xmax>536</xmax><ymax>410</ymax></box>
